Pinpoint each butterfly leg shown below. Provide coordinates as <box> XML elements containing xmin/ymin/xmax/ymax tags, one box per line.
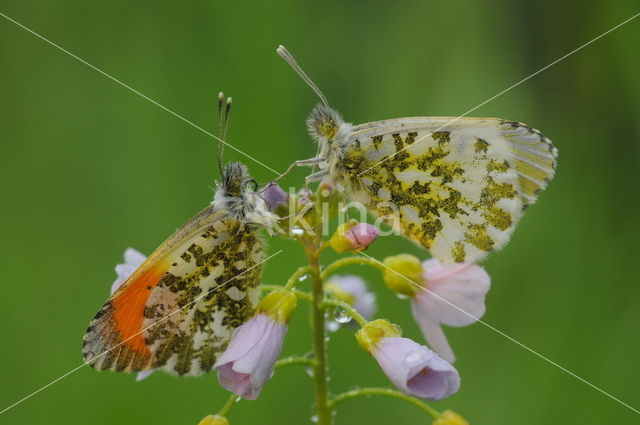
<box><xmin>273</xmin><ymin>157</ymin><xmax>325</xmax><ymax>182</ymax></box>
<box><xmin>305</xmin><ymin>169</ymin><xmax>329</xmax><ymax>183</ymax></box>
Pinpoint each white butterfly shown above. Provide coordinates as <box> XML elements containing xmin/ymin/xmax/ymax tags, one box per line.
<box><xmin>83</xmin><ymin>94</ymin><xmax>279</xmax><ymax>376</ymax></box>
<box><xmin>277</xmin><ymin>46</ymin><xmax>557</xmax><ymax>264</ymax></box>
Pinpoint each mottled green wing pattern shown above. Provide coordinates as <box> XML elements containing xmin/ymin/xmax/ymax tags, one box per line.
<box><xmin>141</xmin><ymin>218</ymin><xmax>265</xmax><ymax>376</ymax></box>
<box><xmin>83</xmin><ymin>206</ymin><xmax>265</xmax><ymax>376</ymax></box>
<box><xmin>332</xmin><ymin>117</ymin><xmax>557</xmax><ymax>263</ymax></box>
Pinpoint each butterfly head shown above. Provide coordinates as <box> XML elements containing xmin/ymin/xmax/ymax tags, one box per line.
<box><xmin>221</xmin><ymin>161</ymin><xmax>256</xmax><ymax>198</ymax></box>
<box><xmin>306</xmin><ymin>104</ymin><xmax>343</xmax><ymax>142</ymax></box>
<box><xmin>215</xmin><ymin>162</ymin><xmax>280</xmax><ymax>230</ymax></box>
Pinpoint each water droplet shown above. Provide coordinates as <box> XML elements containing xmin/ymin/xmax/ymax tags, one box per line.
<box><xmin>298</xmin><ymin>274</ymin><xmax>309</xmax><ymax>282</ymax></box>
<box><xmin>326</xmin><ymin>321</ymin><xmax>340</xmax><ymax>332</ymax></box>
<box><xmin>396</xmin><ymin>293</ymin><xmax>409</xmax><ymax>300</ymax></box>
<box><xmin>305</xmin><ymin>366</ymin><xmax>315</xmax><ymax>377</ymax></box>
<box><xmin>311</xmin><ymin>415</ymin><xmax>319</xmax><ymax>423</ymax></box>
<box><xmin>291</xmin><ymin>227</ymin><xmax>305</xmax><ymax>235</ymax></box>
<box><xmin>333</xmin><ymin>308</ymin><xmax>352</xmax><ymax>324</ymax></box>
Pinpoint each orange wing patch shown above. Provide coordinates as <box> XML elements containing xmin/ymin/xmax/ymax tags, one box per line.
<box><xmin>111</xmin><ymin>262</ymin><xmax>169</xmax><ymax>356</ymax></box>
<box><xmin>83</xmin><ymin>260</ymin><xmax>170</xmax><ymax>372</ymax></box>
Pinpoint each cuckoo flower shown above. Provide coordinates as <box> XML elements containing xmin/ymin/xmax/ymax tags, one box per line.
<box><xmin>411</xmin><ymin>259</ymin><xmax>491</xmax><ymax>363</ymax></box>
<box><xmin>330</xmin><ymin>220</ymin><xmax>379</xmax><ymax>252</ymax></box>
<box><xmin>259</xmin><ymin>182</ymin><xmax>288</xmax><ymax>213</ymax></box>
<box><xmin>432</xmin><ymin>410</ymin><xmax>470</xmax><ymax>425</ymax></box>
<box><xmin>197</xmin><ymin>415</ymin><xmax>230</xmax><ymax>425</ymax></box>
<box><xmin>325</xmin><ymin>275</ymin><xmax>377</xmax><ymax>324</ymax></box>
<box><xmin>356</xmin><ymin>320</ymin><xmax>460</xmax><ymax>401</ymax></box>
<box><xmin>214</xmin><ymin>289</ymin><xmax>297</xmax><ymax>400</ymax></box>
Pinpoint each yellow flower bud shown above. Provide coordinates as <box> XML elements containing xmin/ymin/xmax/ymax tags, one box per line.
<box><xmin>197</xmin><ymin>414</ymin><xmax>230</xmax><ymax>425</ymax></box>
<box><xmin>382</xmin><ymin>254</ymin><xmax>422</xmax><ymax>296</ymax></box>
<box><xmin>258</xmin><ymin>289</ymin><xmax>297</xmax><ymax>323</ymax></box>
<box><xmin>433</xmin><ymin>410</ymin><xmax>469</xmax><ymax>425</ymax></box>
<box><xmin>355</xmin><ymin>319</ymin><xmax>402</xmax><ymax>355</ymax></box>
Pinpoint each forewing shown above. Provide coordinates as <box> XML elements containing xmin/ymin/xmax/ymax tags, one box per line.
<box><xmin>335</xmin><ymin>117</ymin><xmax>557</xmax><ymax>263</ymax></box>
<box><xmin>83</xmin><ymin>205</ymin><xmax>265</xmax><ymax>375</ymax></box>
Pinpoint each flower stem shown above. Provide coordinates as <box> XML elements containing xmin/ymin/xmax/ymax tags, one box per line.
<box><xmin>307</xmin><ymin>250</ymin><xmax>333</xmax><ymax>425</ymax></box>
<box><xmin>323</xmin><ymin>298</ymin><xmax>367</xmax><ymax>326</ymax></box>
<box><xmin>260</xmin><ymin>285</ymin><xmax>313</xmax><ymax>302</ymax></box>
<box><xmin>329</xmin><ymin>388</ymin><xmax>440</xmax><ymax>419</ymax></box>
<box><xmin>320</xmin><ymin>256</ymin><xmax>386</xmax><ymax>280</ymax></box>
<box><xmin>285</xmin><ymin>266</ymin><xmax>313</xmax><ymax>289</ymax></box>
<box><xmin>216</xmin><ymin>393</ymin><xmax>238</xmax><ymax>417</ymax></box>
<box><xmin>275</xmin><ymin>356</ymin><xmax>318</xmax><ymax>369</ymax></box>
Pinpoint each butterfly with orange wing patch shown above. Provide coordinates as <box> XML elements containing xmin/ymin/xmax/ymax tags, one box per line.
<box><xmin>82</xmin><ymin>94</ymin><xmax>279</xmax><ymax>377</ymax></box>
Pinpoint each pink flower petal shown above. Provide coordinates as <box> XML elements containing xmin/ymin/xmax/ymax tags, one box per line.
<box><xmin>418</xmin><ymin>259</ymin><xmax>490</xmax><ymax>327</ymax></box>
<box><xmin>214</xmin><ymin>314</ymin><xmax>287</xmax><ymax>400</ymax></box>
<box><xmin>373</xmin><ymin>337</ymin><xmax>460</xmax><ymax>401</ymax></box>
<box><xmin>411</xmin><ymin>301</ymin><xmax>456</xmax><ymax>363</ymax></box>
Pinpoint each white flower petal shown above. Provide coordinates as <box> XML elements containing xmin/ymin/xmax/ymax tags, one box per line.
<box><xmin>110</xmin><ymin>247</ymin><xmax>147</xmax><ymax>295</ymax></box>
<box><xmin>135</xmin><ymin>370</ymin><xmax>155</xmax><ymax>381</ymax></box>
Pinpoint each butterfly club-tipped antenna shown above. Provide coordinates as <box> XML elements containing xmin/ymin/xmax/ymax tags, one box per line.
<box><xmin>277</xmin><ymin>45</ymin><xmax>330</xmax><ymax>108</ymax></box>
<box><xmin>276</xmin><ymin>45</ymin><xmax>340</xmax><ymax>187</ymax></box>
<box><xmin>217</xmin><ymin>92</ymin><xmax>233</xmax><ymax>177</ymax></box>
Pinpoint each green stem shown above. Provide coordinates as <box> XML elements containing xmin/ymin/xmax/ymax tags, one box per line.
<box><xmin>329</xmin><ymin>388</ymin><xmax>440</xmax><ymax>419</ymax></box>
<box><xmin>307</xmin><ymin>250</ymin><xmax>332</xmax><ymax>425</ymax></box>
<box><xmin>323</xmin><ymin>298</ymin><xmax>367</xmax><ymax>326</ymax></box>
<box><xmin>285</xmin><ymin>265</ymin><xmax>313</xmax><ymax>289</ymax></box>
<box><xmin>320</xmin><ymin>256</ymin><xmax>386</xmax><ymax>280</ymax></box>
<box><xmin>275</xmin><ymin>356</ymin><xmax>317</xmax><ymax>369</ymax></box>
<box><xmin>260</xmin><ymin>285</ymin><xmax>312</xmax><ymax>302</ymax></box>
<box><xmin>216</xmin><ymin>393</ymin><xmax>238</xmax><ymax>417</ymax></box>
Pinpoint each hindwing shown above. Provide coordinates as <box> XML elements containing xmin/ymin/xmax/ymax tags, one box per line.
<box><xmin>333</xmin><ymin>117</ymin><xmax>557</xmax><ymax>263</ymax></box>
<box><xmin>83</xmin><ymin>205</ymin><xmax>265</xmax><ymax>376</ymax></box>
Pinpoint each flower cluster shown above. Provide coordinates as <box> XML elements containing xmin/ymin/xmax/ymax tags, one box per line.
<box><xmin>109</xmin><ymin>183</ymin><xmax>487</xmax><ymax>425</ymax></box>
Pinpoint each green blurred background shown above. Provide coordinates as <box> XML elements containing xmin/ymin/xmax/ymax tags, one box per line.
<box><xmin>1</xmin><ymin>1</ymin><xmax>639</xmax><ymax>424</ymax></box>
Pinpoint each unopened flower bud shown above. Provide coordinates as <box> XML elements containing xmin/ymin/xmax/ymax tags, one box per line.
<box><xmin>258</xmin><ymin>288</ymin><xmax>298</xmax><ymax>323</ymax></box>
<box><xmin>433</xmin><ymin>410</ymin><xmax>469</xmax><ymax>425</ymax></box>
<box><xmin>259</xmin><ymin>183</ymin><xmax>288</xmax><ymax>214</ymax></box>
<box><xmin>355</xmin><ymin>319</ymin><xmax>402</xmax><ymax>354</ymax></box>
<box><xmin>382</xmin><ymin>254</ymin><xmax>421</xmax><ymax>296</ymax></box>
<box><xmin>330</xmin><ymin>220</ymin><xmax>379</xmax><ymax>252</ymax></box>
<box><xmin>197</xmin><ymin>415</ymin><xmax>230</xmax><ymax>425</ymax></box>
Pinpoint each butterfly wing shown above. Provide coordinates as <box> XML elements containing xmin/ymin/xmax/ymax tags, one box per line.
<box><xmin>332</xmin><ymin>117</ymin><xmax>557</xmax><ymax>263</ymax></box>
<box><xmin>83</xmin><ymin>205</ymin><xmax>265</xmax><ymax>376</ymax></box>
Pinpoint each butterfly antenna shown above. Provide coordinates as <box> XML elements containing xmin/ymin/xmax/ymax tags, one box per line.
<box><xmin>277</xmin><ymin>45</ymin><xmax>330</xmax><ymax>108</ymax></box>
<box><xmin>217</xmin><ymin>92</ymin><xmax>233</xmax><ymax>177</ymax></box>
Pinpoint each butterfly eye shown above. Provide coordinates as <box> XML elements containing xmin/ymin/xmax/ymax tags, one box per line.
<box><xmin>245</xmin><ymin>179</ymin><xmax>258</xmax><ymax>192</ymax></box>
